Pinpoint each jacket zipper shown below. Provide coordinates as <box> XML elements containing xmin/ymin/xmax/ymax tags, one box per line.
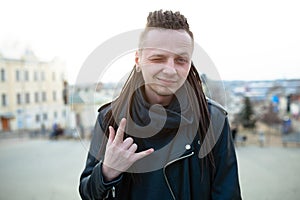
<box><xmin>163</xmin><ymin>151</ymin><xmax>195</xmax><ymax>200</ymax></box>
<box><xmin>111</xmin><ymin>186</ymin><xmax>116</xmax><ymax>197</ymax></box>
<box><xmin>104</xmin><ymin>186</ymin><xmax>116</xmax><ymax>199</ymax></box>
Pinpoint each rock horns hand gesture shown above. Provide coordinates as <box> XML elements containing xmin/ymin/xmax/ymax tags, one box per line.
<box><xmin>102</xmin><ymin>118</ymin><xmax>154</xmax><ymax>181</ymax></box>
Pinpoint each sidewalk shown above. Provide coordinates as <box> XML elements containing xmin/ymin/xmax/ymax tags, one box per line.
<box><xmin>0</xmin><ymin>128</ymin><xmax>79</xmax><ymax>141</ymax></box>
<box><xmin>0</xmin><ymin>130</ymin><xmax>49</xmax><ymax>140</ymax></box>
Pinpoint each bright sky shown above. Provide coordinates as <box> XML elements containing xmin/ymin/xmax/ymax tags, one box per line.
<box><xmin>1</xmin><ymin>0</ymin><xmax>299</xmax><ymax>84</ymax></box>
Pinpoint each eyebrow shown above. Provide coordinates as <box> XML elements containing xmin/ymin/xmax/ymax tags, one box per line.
<box><xmin>148</xmin><ymin>54</ymin><xmax>165</xmax><ymax>58</ymax></box>
<box><xmin>148</xmin><ymin>52</ymin><xmax>190</xmax><ymax>58</ymax></box>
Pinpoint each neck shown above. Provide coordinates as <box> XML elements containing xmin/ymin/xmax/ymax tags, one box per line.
<box><xmin>144</xmin><ymin>86</ymin><xmax>174</xmax><ymax>106</ymax></box>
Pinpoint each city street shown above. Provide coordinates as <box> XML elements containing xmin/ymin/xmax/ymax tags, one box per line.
<box><xmin>0</xmin><ymin>138</ymin><xmax>300</xmax><ymax>200</ymax></box>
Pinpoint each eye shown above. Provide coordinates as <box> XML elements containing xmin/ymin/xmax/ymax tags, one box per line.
<box><xmin>149</xmin><ymin>57</ymin><xmax>166</xmax><ymax>63</ymax></box>
<box><xmin>176</xmin><ymin>57</ymin><xmax>188</xmax><ymax>64</ymax></box>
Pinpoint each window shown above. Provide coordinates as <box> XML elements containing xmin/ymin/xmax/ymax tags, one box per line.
<box><xmin>35</xmin><ymin>92</ymin><xmax>39</xmax><ymax>103</ymax></box>
<box><xmin>24</xmin><ymin>70</ymin><xmax>29</xmax><ymax>81</ymax></box>
<box><xmin>36</xmin><ymin>114</ymin><xmax>40</xmax><ymax>122</ymax></box>
<box><xmin>16</xmin><ymin>70</ymin><xmax>20</xmax><ymax>81</ymax></box>
<box><xmin>52</xmin><ymin>72</ymin><xmax>56</xmax><ymax>81</ymax></box>
<box><xmin>41</xmin><ymin>71</ymin><xmax>45</xmax><ymax>81</ymax></box>
<box><xmin>1</xmin><ymin>94</ymin><xmax>7</xmax><ymax>106</ymax></box>
<box><xmin>17</xmin><ymin>93</ymin><xmax>21</xmax><ymax>105</ymax></box>
<box><xmin>42</xmin><ymin>92</ymin><xmax>47</xmax><ymax>102</ymax></box>
<box><xmin>53</xmin><ymin>91</ymin><xmax>57</xmax><ymax>101</ymax></box>
<box><xmin>25</xmin><ymin>93</ymin><xmax>30</xmax><ymax>104</ymax></box>
<box><xmin>54</xmin><ymin>111</ymin><xmax>57</xmax><ymax>119</ymax></box>
<box><xmin>1</xmin><ymin>69</ymin><xmax>5</xmax><ymax>81</ymax></box>
<box><xmin>34</xmin><ymin>71</ymin><xmax>38</xmax><ymax>81</ymax></box>
<box><xmin>43</xmin><ymin>113</ymin><xmax>48</xmax><ymax>120</ymax></box>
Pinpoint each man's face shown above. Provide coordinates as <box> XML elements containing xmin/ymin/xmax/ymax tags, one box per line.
<box><xmin>136</xmin><ymin>28</ymin><xmax>193</xmax><ymax>105</ymax></box>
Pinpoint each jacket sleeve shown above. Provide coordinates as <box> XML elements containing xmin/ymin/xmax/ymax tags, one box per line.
<box><xmin>211</xmin><ymin>117</ymin><xmax>242</xmax><ymax>200</ymax></box>
<box><xmin>79</xmin><ymin>153</ymin><xmax>122</xmax><ymax>200</ymax></box>
<box><xmin>79</xmin><ymin>112</ymin><xmax>122</xmax><ymax>200</ymax></box>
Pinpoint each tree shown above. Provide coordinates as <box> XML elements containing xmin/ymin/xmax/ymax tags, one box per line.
<box><xmin>260</xmin><ymin>103</ymin><xmax>282</xmax><ymax>126</ymax></box>
<box><xmin>239</xmin><ymin>96</ymin><xmax>256</xmax><ymax>128</ymax></box>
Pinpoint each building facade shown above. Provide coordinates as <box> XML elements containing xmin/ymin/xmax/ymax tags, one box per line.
<box><xmin>0</xmin><ymin>52</ymin><xmax>67</xmax><ymax>132</ymax></box>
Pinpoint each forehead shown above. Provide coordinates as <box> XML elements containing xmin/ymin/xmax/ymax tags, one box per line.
<box><xmin>140</xmin><ymin>28</ymin><xmax>193</xmax><ymax>56</ymax></box>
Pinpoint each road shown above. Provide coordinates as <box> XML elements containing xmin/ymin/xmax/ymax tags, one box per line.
<box><xmin>0</xmin><ymin>138</ymin><xmax>88</xmax><ymax>200</ymax></box>
<box><xmin>0</xmin><ymin>138</ymin><xmax>300</xmax><ymax>200</ymax></box>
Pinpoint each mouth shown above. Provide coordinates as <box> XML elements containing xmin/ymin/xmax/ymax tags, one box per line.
<box><xmin>156</xmin><ymin>77</ymin><xmax>177</xmax><ymax>86</ymax></box>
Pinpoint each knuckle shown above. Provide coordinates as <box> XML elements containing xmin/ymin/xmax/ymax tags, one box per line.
<box><xmin>125</xmin><ymin>137</ymin><xmax>133</xmax><ymax>143</ymax></box>
<box><xmin>131</xmin><ymin>143</ymin><xmax>137</xmax><ymax>150</ymax></box>
<box><xmin>110</xmin><ymin>143</ymin><xmax>120</xmax><ymax>150</ymax></box>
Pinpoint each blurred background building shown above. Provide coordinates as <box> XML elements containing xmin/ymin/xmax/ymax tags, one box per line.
<box><xmin>201</xmin><ymin>75</ymin><xmax>300</xmax><ymax>143</ymax></box>
<box><xmin>0</xmin><ymin>44</ymin><xmax>67</xmax><ymax>132</ymax></box>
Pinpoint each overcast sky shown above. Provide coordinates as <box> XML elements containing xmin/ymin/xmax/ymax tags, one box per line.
<box><xmin>1</xmin><ymin>0</ymin><xmax>299</xmax><ymax>84</ymax></box>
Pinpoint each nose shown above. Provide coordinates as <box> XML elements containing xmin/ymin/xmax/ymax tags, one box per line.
<box><xmin>162</xmin><ymin>59</ymin><xmax>177</xmax><ymax>75</ymax></box>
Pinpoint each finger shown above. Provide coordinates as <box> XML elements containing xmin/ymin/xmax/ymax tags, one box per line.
<box><xmin>114</xmin><ymin>118</ymin><xmax>126</xmax><ymax>143</ymax></box>
<box><xmin>133</xmin><ymin>148</ymin><xmax>154</xmax><ymax>162</ymax></box>
<box><xmin>107</xmin><ymin>126</ymin><xmax>115</xmax><ymax>145</ymax></box>
<box><xmin>128</xmin><ymin>143</ymin><xmax>138</xmax><ymax>153</ymax></box>
<box><xmin>122</xmin><ymin>137</ymin><xmax>134</xmax><ymax>149</ymax></box>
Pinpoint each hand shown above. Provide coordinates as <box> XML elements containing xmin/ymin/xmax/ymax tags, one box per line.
<box><xmin>102</xmin><ymin>118</ymin><xmax>154</xmax><ymax>181</ymax></box>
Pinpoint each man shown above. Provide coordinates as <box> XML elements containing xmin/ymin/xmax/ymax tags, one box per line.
<box><xmin>79</xmin><ymin>10</ymin><xmax>241</xmax><ymax>200</ymax></box>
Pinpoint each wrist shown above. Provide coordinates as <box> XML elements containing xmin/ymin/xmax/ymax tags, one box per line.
<box><xmin>102</xmin><ymin>163</ymin><xmax>121</xmax><ymax>182</ymax></box>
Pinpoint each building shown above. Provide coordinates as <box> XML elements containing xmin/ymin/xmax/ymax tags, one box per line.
<box><xmin>0</xmin><ymin>48</ymin><xmax>67</xmax><ymax>132</ymax></box>
<box><xmin>68</xmin><ymin>82</ymin><xmax>122</xmax><ymax>137</ymax></box>
<box><xmin>224</xmin><ymin>79</ymin><xmax>300</xmax><ymax>122</ymax></box>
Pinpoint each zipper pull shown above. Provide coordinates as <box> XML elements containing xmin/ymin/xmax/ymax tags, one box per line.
<box><xmin>112</xmin><ymin>186</ymin><xmax>116</xmax><ymax>198</ymax></box>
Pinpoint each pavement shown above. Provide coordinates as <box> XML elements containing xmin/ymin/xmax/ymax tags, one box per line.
<box><xmin>0</xmin><ymin>137</ymin><xmax>88</xmax><ymax>200</ymax></box>
<box><xmin>0</xmin><ymin>137</ymin><xmax>300</xmax><ymax>200</ymax></box>
<box><xmin>236</xmin><ymin>145</ymin><xmax>300</xmax><ymax>200</ymax></box>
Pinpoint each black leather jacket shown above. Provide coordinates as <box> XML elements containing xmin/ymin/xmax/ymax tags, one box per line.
<box><xmin>79</xmin><ymin>99</ymin><xmax>242</xmax><ymax>200</ymax></box>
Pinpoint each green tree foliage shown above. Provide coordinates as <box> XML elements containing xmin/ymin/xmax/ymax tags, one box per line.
<box><xmin>239</xmin><ymin>96</ymin><xmax>256</xmax><ymax>128</ymax></box>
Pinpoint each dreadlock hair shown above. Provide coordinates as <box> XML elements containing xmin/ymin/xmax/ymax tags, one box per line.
<box><xmin>99</xmin><ymin>10</ymin><xmax>213</xmax><ymax>171</ymax></box>
<box><xmin>139</xmin><ymin>10</ymin><xmax>194</xmax><ymax>49</ymax></box>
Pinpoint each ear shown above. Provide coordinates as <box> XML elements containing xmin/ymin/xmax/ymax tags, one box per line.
<box><xmin>135</xmin><ymin>51</ymin><xmax>140</xmax><ymax>66</ymax></box>
<box><xmin>135</xmin><ymin>51</ymin><xmax>141</xmax><ymax>72</ymax></box>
